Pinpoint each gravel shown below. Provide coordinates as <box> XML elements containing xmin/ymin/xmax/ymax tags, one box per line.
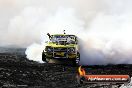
<box><xmin>0</xmin><ymin>53</ymin><xmax>131</xmax><ymax>88</ymax></box>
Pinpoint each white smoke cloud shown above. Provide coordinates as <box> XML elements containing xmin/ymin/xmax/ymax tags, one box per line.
<box><xmin>4</xmin><ymin>7</ymin><xmax>49</xmax><ymax>47</ymax></box>
<box><xmin>25</xmin><ymin>43</ymin><xmax>45</xmax><ymax>63</ymax></box>
<box><xmin>25</xmin><ymin>6</ymin><xmax>132</xmax><ymax>65</ymax></box>
<box><xmin>80</xmin><ymin>12</ymin><xmax>132</xmax><ymax>65</ymax></box>
<box><xmin>1</xmin><ymin>0</ymin><xmax>132</xmax><ymax>64</ymax></box>
<box><xmin>25</xmin><ymin>7</ymin><xmax>85</xmax><ymax>63</ymax></box>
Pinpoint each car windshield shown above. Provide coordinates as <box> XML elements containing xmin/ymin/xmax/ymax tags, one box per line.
<box><xmin>50</xmin><ymin>35</ymin><xmax>77</xmax><ymax>45</ymax></box>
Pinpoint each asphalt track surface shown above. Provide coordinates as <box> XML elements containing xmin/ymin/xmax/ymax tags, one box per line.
<box><xmin>0</xmin><ymin>52</ymin><xmax>132</xmax><ymax>88</ymax></box>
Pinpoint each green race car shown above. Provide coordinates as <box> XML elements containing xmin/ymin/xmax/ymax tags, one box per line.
<box><xmin>42</xmin><ymin>33</ymin><xmax>80</xmax><ymax>66</ymax></box>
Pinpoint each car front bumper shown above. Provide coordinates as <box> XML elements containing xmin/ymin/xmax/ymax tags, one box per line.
<box><xmin>45</xmin><ymin>52</ymin><xmax>77</xmax><ymax>60</ymax></box>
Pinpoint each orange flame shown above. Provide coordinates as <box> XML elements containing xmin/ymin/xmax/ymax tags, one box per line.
<box><xmin>78</xmin><ymin>66</ymin><xmax>86</xmax><ymax>76</ymax></box>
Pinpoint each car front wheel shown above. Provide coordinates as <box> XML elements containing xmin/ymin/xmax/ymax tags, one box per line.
<box><xmin>42</xmin><ymin>51</ymin><xmax>46</xmax><ymax>62</ymax></box>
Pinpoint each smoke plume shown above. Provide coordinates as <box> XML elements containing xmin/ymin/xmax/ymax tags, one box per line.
<box><xmin>1</xmin><ymin>0</ymin><xmax>132</xmax><ymax>65</ymax></box>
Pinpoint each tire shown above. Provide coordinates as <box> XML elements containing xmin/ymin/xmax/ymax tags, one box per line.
<box><xmin>72</xmin><ymin>60</ymin><xmax>77</xmax><ymax>66</ymax></box>
<box><xmin>76</xmin><ymin>52</ymin><xmax>80</xmax><ymax>64</ymax></box>
<box><xmin>42</xmin><ymin>51</ymin><xmax>46</xmax><ymax>62</ymax></box>
<box><xmin>72</xmin><ymin>59</ymin><xmax>79</xmax><ymax>66</ymax></box>
<box><xmin>72</xmin><ymin>52</ymin><xmax>80</xmax><ymax>66</ymax></box>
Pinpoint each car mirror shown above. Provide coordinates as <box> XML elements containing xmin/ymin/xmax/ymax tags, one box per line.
<box><xmin>45</xmin><ymin>41</ymin><xmax>48</xmax><ymax>43</ymax></box>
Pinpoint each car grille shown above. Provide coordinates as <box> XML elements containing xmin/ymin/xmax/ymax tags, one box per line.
<box><xmin>53</xmin><ymin>47</ymin><xmax>67</xmax><ymax>52</ymax></box>
<box><xmin>53</xmin><ymin>47</ymin><xmax>67</xmax><ymax>58</ymax></box>
<box><xmin>46</xmin><ymin>47</ymin><xmax>75</xmax><ymax>58</ymax></box>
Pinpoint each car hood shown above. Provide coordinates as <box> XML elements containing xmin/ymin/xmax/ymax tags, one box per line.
<box><xmin>46</xmin><ymin>43</ymin><xmax>77</xmax><ymax>48</ymax></box>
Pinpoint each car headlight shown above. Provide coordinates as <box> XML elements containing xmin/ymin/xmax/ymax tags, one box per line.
<box><xmin>46</xmin><ymin>46</ymin><xmax>53</xmax><ymax>52</ymax></box>
<box><xmin>68</xmin><ymin>48</ymin><xmax>75</xmax><ymax>53</ymax></box>
<box><xmin>47</xmin><ymin>48</ymin><xmax>52</xmax><ymax>52</ymax></box>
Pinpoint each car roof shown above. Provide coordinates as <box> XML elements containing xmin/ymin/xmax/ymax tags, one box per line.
<box><xmin>52</xmin><ymin>34</ymin><xmax>76</xmax><ymax>36</ymax></box>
